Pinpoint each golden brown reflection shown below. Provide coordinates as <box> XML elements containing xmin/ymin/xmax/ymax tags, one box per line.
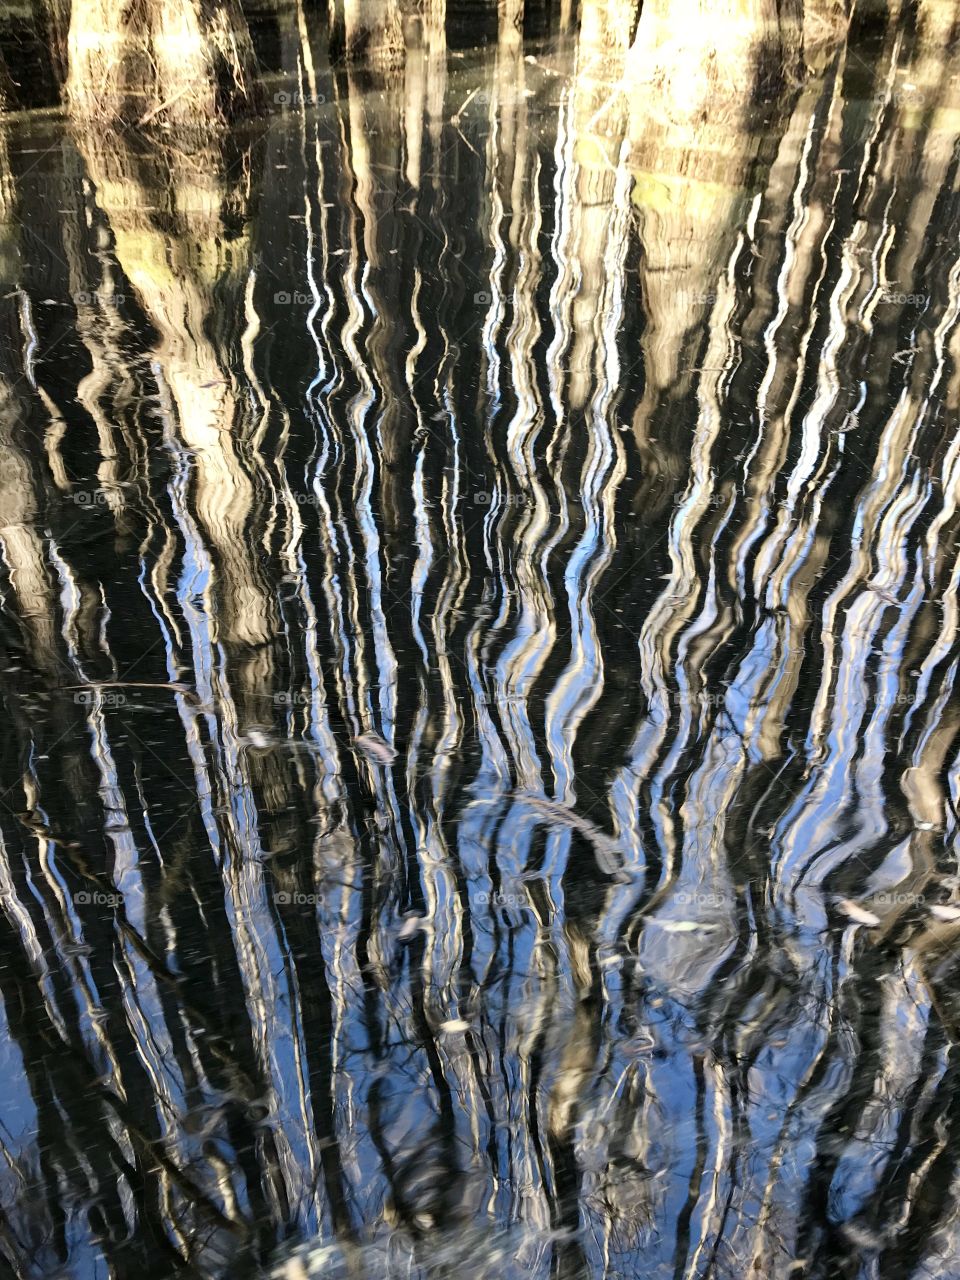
<box><xmin>3</xmin><ymin>4</ymin><xmax>960</xmax><ymax>1279</ymax></box>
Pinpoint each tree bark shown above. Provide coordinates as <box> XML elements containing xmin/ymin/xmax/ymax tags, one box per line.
<box><xmin>37</xmin><ymin>0</ymin><xmax>71</xmax><ymax>86</ymax></box>
<box><xmin>66</xmin><ymin>0</ymin><xmax>261</xmax><ymax>128</ymax></box>
<box><xmin>74</xmin><ymin>128</ymin><xmax>278</xmax><ymax>654</ymax></box>
<box><xmin>329</xmin><ymin>0</ymin><xmax>404</xmax><ymax>67</ymax></box>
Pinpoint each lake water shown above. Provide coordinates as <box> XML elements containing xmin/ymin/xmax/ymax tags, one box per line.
<box><xmin>2</xmin><ymin>11</ymin><xmax>960</xmax><ymax>1280</ymax></box>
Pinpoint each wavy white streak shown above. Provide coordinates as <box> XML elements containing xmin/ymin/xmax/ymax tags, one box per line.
<box><xmin>609</xmin><ymin>225</ymin><xmax>747</xmax><ymax>926</ymax></box>
<box><xmin>542</xmin><ymin>155</ymin><xmax>629</xmax><ymax>813</ymax></box>
<box><xmin>628</xmin><ymin>256</ymin><xmax>746</xmax><ymax>982</ymax></box>
<box><xmin>495</xmin><ymin>146</ymin><xmax>555</xmax><ymax>796</ymax></box>
<box><xmin>730</xmin><ymin>91</ymin><xmax>824</xmax><ymax>606</ymax></box>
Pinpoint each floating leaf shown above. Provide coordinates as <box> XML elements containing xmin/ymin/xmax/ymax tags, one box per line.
<box><xmin>353</xmin><ymin>732</ymin><xmax>398</xmax><ymax>765</ymax></box>
<box><xmin>514</xmin><ymin>790</ymin><xmax>623</xmax><ymax>876</ymax></box>
<box><xmin>838</xmin><ymin>899</ymin><xmax>881</xmax><ymax>927</ymax></box>
<box><xmin>649</xmin><ymin>920</ymin><xmax>718</xmax><ymax>933</ymax></box>
<box><xmin>397</xmin><ymin>914</ymin><xmax>424</xmax><ymax>940</ymax></box>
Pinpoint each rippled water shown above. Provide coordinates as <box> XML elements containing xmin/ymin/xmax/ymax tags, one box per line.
<box><xmin>3</xmin><ymin>11</ymin><xmax>960</xmax><ymax>1280</ymax></box>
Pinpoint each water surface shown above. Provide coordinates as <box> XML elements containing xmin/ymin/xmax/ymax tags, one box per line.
<box><xmin>2</xmin><ymin>16</ymin><xmax>960</xmax><ymax>1280</ymax></box>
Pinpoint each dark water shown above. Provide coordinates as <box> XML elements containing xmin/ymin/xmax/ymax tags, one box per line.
<box><xmin>2</xmin><ymin>12</ymin><xmax>960</xmax><ymax>1280</ymax></box>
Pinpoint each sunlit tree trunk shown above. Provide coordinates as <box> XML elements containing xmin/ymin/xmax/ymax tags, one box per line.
<box><xmin>0</xmin><ymin>50</ymin><xmax>10</xmax><ymax>114</ymax></box>
<box><xmin>403</xmin><ymin>0</ymin><xmax>446</xmax><ymax>190</ymax></box>
<box><xmin>66</xmin><ymin>0</ymin><xmax>260</xmax><ymax>127</ymax></box>
<box><xmin>630</xmin><ymin>0</ymin><xmax>803</xmax><ymax>104</ymax></box>
<box><xmin>74</xmin><ymin>132</ymin><xmax>277</xmax><ymax>658</ymax></box>
<box><xmin>498</xmin><ymin>0</ymin><xmax>524</xmax><ymax>51</ymax></box>
<box><xmin>625</xmin><ymin>0</ymin><xmax>798</xmax><ymax>460</ymax></box>
<box><xmin>563</xmin><ymin>0</ymin><xmax>636</xmax><ymax>409</ymax></box>
<box><xmin>803</xmin><ymin>0</ymin><xmax>848</xmax><ymax>67</ymax></box>
<box><xmin>0</xmin><ymin>135</ymin><xmax>60</xmax><ymax>671</ymax></box>
<box><xmin>328</xmin><ymin>0</ymin><xmax>404</xmax><ymax>67</ymax></box>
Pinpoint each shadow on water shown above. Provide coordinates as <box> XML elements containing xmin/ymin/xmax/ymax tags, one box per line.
<box><xmin>3</xmin><ymin>5</ymin><xmax>960</xmax><ymax>1279</ymax></box>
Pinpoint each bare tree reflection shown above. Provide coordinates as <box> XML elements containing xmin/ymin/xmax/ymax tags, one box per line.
<box><xmin>1</xmin><ymin>3</ymin><xmax>960</xmax><ymax>1279</ymax></box>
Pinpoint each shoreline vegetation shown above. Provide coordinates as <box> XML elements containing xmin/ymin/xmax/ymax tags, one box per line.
<box><xmin>0</xmin><ymin>0</ymin><xmax>866</xmax><ymax>135</ymax></box>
